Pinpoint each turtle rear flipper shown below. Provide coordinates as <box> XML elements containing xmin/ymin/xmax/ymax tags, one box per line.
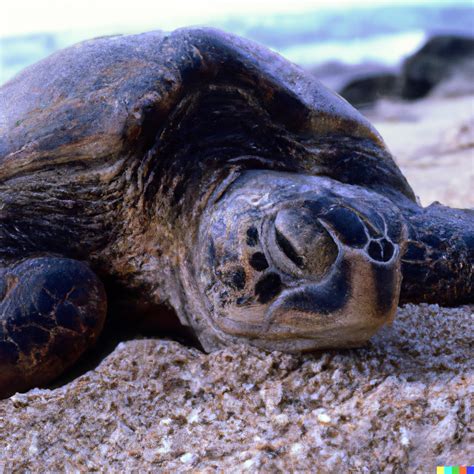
<box><xmin>0</xmin><ymin>257</ymin><xmax>106</xmax><ymax>398</ymax></box>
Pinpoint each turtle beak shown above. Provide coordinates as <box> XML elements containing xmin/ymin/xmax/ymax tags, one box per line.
<box><xmin>263</xmin><ymin>250</ymin><xmax>400</xmax><ymax>350</ymax></box>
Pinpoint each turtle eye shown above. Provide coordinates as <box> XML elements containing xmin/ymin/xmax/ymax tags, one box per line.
<box><xmin>275</xmin><ymin>228</ymin><xmax>304</xmax><ymax>268</ymax></box>
<box><xmin>266</xmin><ymin>206</ymin><xmax>339</xmax><ymax>280</ymax></box>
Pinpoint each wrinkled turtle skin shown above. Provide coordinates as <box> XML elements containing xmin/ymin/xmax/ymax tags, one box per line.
<box><xmin>0</xmin><ymin>28</ymin><xmax>472</xmax><ymax>398</ymax></box>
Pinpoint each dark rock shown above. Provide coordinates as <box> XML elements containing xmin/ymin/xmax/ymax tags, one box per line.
<box><xmin>339</xmin><ymin>73</ymin><xmax>400</xmax><ymax>108</ymax></box>
<box><xmin>401</xmin><ymin>35</ymin><xmax>474</xmax><ymax>100</ymax></box>
<box><xmin>311</xmin><ymin>61</ymin><xmax>396</xmax><ymax>92</ymax></box>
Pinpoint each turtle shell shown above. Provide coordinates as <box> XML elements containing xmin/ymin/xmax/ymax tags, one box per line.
<box><xmin>0</xmin><ymin>27</ymin><xmax>415</xmax><ymax>202</ymax></box>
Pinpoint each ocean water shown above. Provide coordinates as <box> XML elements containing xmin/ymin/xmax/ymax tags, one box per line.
<box><xmin>280</xmin><ymin>30</ymin><xmax>427</xmax><ymax>67</ymax></box>
<box><xmin>0</xmin><ymin>3</ymin><xmax>473</xmax><ymax>85</ymax></box>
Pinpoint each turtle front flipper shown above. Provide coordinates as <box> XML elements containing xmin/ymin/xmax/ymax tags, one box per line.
<box><xmin>400</xmin><ymin>201</ymin><xmax>474</xmax><ymax>305</ymax></box>
<box><xmin>0</xmin><ymin>257</ymin><xmax>106</xmax><ymax>398</ymax></box>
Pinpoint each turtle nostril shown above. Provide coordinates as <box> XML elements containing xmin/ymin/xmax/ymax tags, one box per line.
<box><xmin>368</xmin><ymin>241</ymin><xmax>383</xmax><ymax>261</ymax></box>
<box><xmin>368</xmin><ymin>239</ymin><xmax>394</xmax><ymax>262</ymax></box>
<box><xmin>275</xmin><ymin>228</ymin><xmax>304</xmax><ymax>268</ymax></box>
<box><xmin>380</xmin><ymin>238</ymin><xmax>395</xmax><ymax>261</ymax></box>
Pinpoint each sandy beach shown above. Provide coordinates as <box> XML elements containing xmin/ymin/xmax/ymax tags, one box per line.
<box><xmin>370</xmin><ymin>94</ymin><xmax>474</xmax><ymax>209</ymax></box>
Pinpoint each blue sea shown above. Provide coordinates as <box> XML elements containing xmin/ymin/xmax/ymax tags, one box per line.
<box><xmin>1</xmin><ymin>2</ymin><xmax>473</xmax><ymax>85</ymax></box>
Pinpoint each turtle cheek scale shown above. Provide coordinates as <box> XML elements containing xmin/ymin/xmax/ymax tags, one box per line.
<box><xmin>192</xmin><ymin>170</ymin><xmax>403</xmax><ymax>352</ymax></box>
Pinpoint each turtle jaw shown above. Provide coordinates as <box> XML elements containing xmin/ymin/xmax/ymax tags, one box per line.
<box><xmin>191</xmin><ymin>170</ymin><xmax>405</xmax><ymax>352</ymax></box>
<box><xmin>199</xmin><ymin>235</ymin><xmax>401</xmax><ymax>353</ymax></box>
<box><xmin>259</xmin><ymin>250</ymin><xmax>401</xmax><ymax>352</ymax></box>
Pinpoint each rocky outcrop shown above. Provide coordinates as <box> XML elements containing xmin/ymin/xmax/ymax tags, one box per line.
<box><xmin>333</xmin><ymin>35</ymin><xmax>474</xmax><ymax>107</ymax></box>
<box><xmin>340</xmin><ymin>73</ymin><xmax>399</xmax><ymax>108</ymax></box>
<box><xmin>401</xmin><ymin>35</ymin><xmax>474</xmax><ymax>99</ymax></box>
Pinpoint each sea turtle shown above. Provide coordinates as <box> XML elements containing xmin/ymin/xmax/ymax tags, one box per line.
<box><xmin>0</xmin><ymin>28</ymin><xmax>472</xmax><ymax>398</ymax></box>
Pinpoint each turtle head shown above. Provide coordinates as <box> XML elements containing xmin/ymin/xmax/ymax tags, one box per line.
<box><xmin>191</xmin><ymin>170</ymin><xmax>405</xmax><ymax>352</ymax></box>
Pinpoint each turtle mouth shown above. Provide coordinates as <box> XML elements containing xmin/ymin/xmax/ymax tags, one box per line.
<box><xmin>254</xmin><ymin>203</ymin><xmax>400</xmax><ymax>345</ymax></box>
<box><xmin>231</xmin><ymin>243</ymin><xmax>400</xmax><ymax>351</ymax></box>
<box><xmin>260</xmin><ymin>260</ymin><xmax>372</xmax><ymax>342</ymax></box>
